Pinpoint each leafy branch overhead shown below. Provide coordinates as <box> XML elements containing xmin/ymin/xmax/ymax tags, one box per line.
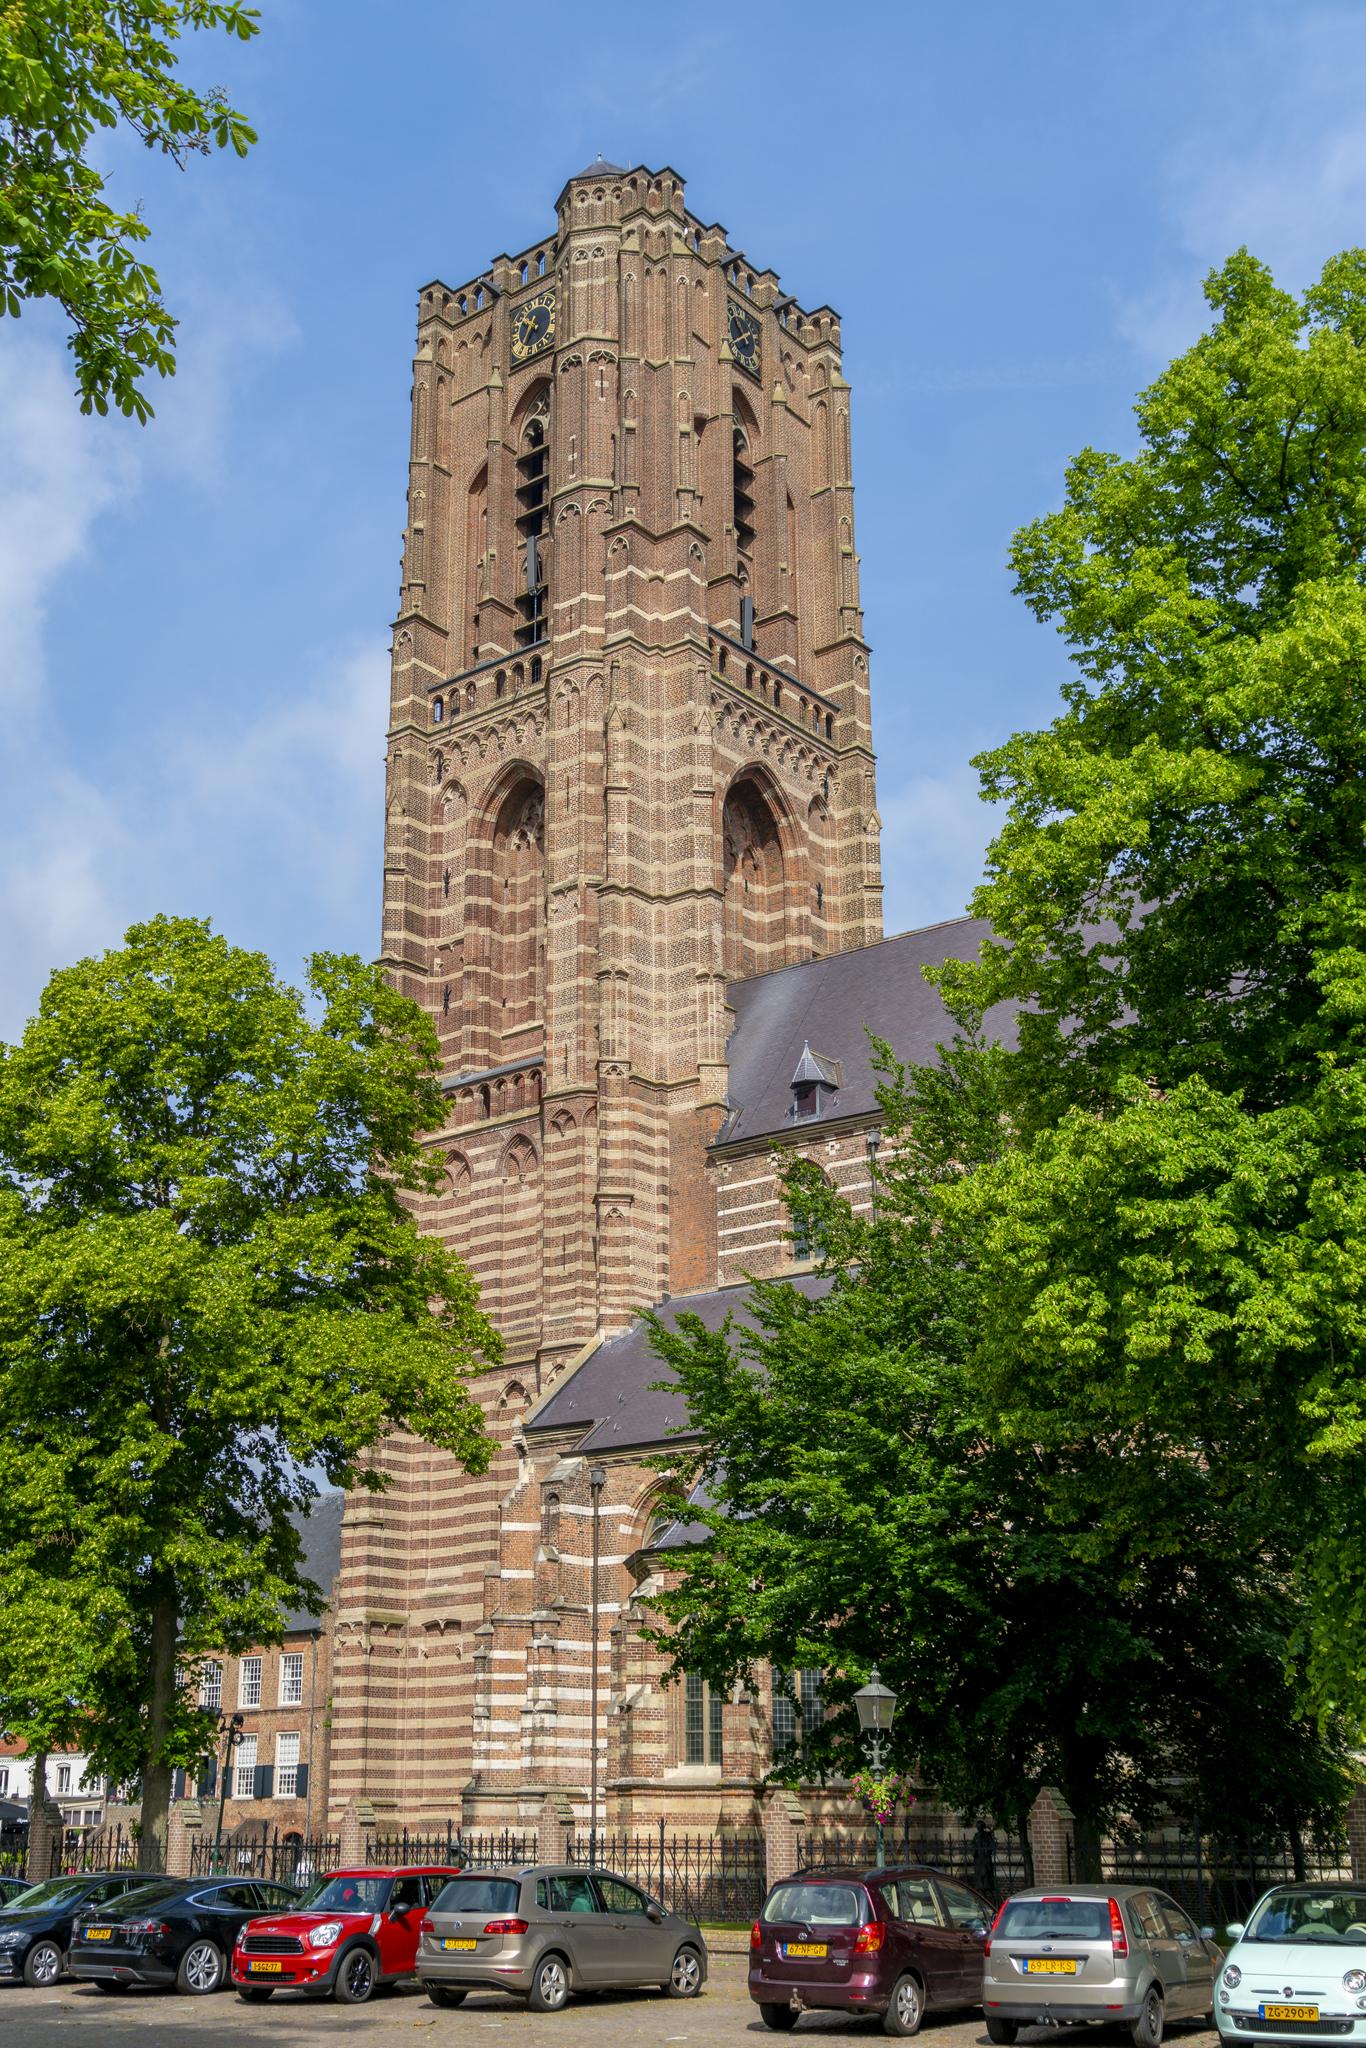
<box><xmin>0</xmin><ymin>2</ymin><xmax>260</xmax><ymax>420</ymax></box>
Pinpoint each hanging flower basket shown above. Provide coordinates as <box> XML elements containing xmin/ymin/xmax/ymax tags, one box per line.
<box><xmin>851</xmin><ymin>1769</ymin><xmax>916</xmax><ymax>1827</ymax></box>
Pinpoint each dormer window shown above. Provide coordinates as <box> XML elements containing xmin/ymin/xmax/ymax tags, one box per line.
<box><xmin>789</xmin><ymin>1041</ymin><xmax>841</xmax><ymax>1121</ymax></box>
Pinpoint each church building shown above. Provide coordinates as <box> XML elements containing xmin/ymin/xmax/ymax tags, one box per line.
<box><xmin>327</xmin><ymin>162</ymin><xmax>987</xmax><ymax>1836</ymax></box>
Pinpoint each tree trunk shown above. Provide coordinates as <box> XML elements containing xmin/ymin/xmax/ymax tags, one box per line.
<box><xmin>1059</xmin><ymin>1729</ymin><xmax>1106</xmax><ymax>1883</ymax></box>
<box><xmin>139</xmin><ymin>1593</ymin><xmax>178</xmax><ymax>1871</ymax></box>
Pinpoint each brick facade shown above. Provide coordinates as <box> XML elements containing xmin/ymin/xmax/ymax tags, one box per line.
<box><xmin>329</xmin><ymin>162</ymin><xmax>896</xmax><ymax>1833</ymax></box>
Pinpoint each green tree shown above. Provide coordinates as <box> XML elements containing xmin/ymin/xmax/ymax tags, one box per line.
<box><xmin>648</xmin><ymin>1044</ymin><xmax>1347</xmax><ymax>1875</ymax></box>
<box><xmin>935</xmin><ymin>247</ymin><xmax>1366</xmax><ymax>1728</ymax></box>
<box><xmin>0</xmin><ymin>916</ymin><xmax>496</xmax><ymax>1863</ymax></box>
<box><xmin>1</xmin><ymin>2</ymin><xmax>260</xmax><ymax>420</ymax></box>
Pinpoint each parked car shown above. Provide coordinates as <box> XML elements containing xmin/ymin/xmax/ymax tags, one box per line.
<box><xmin>0</xmin><ymin>1871</ymin><xmax>155</xmax><ymax>1988</ymax></box>
<box><xmin>231</xmin><ymin>1865</ymin><xmax>466</xmax><ymax>2004</ymax></box>
<box><xmin>1214</xmin><ymin>1881</ymin><xmax>1366</xmax><ymax>2047</ymax></box>
<box><xmin>69</xmin><ymin>1874</ymin><xmax>300</xmax><ymax>1994</ymax></box>
<box><xmin>749</xmin><ymin>1862</ymin><xmax>994</xmax><ymax>2035</ymax></box>
<box><xmin>982</xmin><ymin>1884</ymin><xmax>1221</xmax><ymax>2047</ymax></box>
<box><xmin>417</xmin><ymin>1864</ymin><xmax>707</xmax><ymax>2012</ymax></box>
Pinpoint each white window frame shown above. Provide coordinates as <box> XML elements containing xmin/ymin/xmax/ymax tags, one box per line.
<box><xmin>278</xmin><ymin>1652</ymin><xmax>304</xmax><ymax>1707</ymax></box>
<box><xmin>275</xmin><ymin>1732</ymin><xmax>300</xmax><ymax>1799</ymax></box>
<box><xmin>199</xmin><ymin>1661</ymin><xmax>223</xmax><ymax>1711</ymax></box>
<box><xmin>0</xmin><ymin>1768</ymin><xmax>9</xmax><ymax>1794</ymax></box>
<box><xmin>56</xmin><ymin>1765</ymin><xmax>72</xmax><ymax>1793</ymax></box>
<box><xmin>238</xmin><ymin>1656</ymin><xmax>262</xmax><ymax>1709</ymax></box>
<box><xmin>234</xmin><ymin>1733</ymin><xmax>258</xmax><ymax>1799</ymax></box>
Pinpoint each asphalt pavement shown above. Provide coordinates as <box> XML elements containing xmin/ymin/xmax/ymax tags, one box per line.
<box><xmin>0</xmin><ymin>1954</ymin><xmax>1225</xmax><ymax>2047</ymax></box>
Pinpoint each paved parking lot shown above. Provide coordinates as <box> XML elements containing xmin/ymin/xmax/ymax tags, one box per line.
<box><xmin>0</xmin><ymin>1953</ymin><xmax>1223</xmax><ymax>2047</ymax></box>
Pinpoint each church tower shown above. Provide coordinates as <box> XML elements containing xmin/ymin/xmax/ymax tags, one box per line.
<box><xmin>331</xmin><ymin>163</ymin><xmax>882</xmax><ymax>1824</ymax></box>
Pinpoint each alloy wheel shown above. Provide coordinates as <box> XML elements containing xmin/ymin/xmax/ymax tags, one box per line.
<box><xmin>343</xmin><ymin>1950</ymin><xmax>374</xmax><ymax>2001</ymax></box>
<box><xmin>183</xmin><ymin>1941</ymin><xmax>222</xmax><ymax>1993</ymax></box>
<box><xmin>670</xmin><ymin>1946</ymin><xmax>702</xmax><ymax>1996</ymax></box>
<box><xmin>537</xmin><ymin>1957</ymin><xmax>568</xmax><ymax>2009</ymax></box>
<box><xmin>28</xmin><ymin>1942</ymin><xmax>61</xmax><ymax>1987</ymax></box>
<box><xmin>884</xmin><ymin>1972</ymin><xmax>924</xmax><ymax>2037</ymax></box>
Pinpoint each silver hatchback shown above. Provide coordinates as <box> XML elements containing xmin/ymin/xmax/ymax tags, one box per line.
<box><xmin>983</xmin><ymin>1885</ymin><xmax>1222</xmax><ymax>2047</ymax></box>
<box><xmin>417</xmin><ymin>1865</ymin><xmax>708</xmax><ymax>2012</ymax></box>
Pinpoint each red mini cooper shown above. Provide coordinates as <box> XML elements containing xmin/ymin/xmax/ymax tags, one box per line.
<box><xmin>232</xmin><ymin>1866</ymin><xmax>464</xmax><ymax>2005</ymax></box>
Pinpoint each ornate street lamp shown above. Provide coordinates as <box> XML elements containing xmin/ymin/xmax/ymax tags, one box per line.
<box><xmin>214</xmin><ymin>1712</ymin><xmax>245</xmax><ymax>1849</ymax></box>
<box><xmin>853</xmin><ymin>1666</ymin><xmax>899</xmax><ymax>1867</ymax></box>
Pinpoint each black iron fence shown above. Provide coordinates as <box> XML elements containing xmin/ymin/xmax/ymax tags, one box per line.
<box><xmin>566</xmin><ymin>1825</ymin><xmax>769</xmax><ymax>1925</ymax></box>
<box><xmin>59</xmin><ymin>1824</ymin><xmax>152</xmax><ymax>1876</ymax></box>
<box><xmin>794</xmin><ymin>1821</ymin><xmax>1030</xmax><ymax>1906</ymax></box>
<box><xmin>364</xmin><ymin>1825</ymin><xmax>537</xmax><ymax>1869</ymax></box>
<box><xmin>189</xmin><ymin>1826</ymin><xmax>341</xmax><ymax>1886</ymax></box>
<box><xmin>1096</xmin><ymin>1830</ymin><xmax>1354</xmax><ymax>1930</ymax></box>
<box><xmin>0</xmin><ymin>1827</ymin><xmax>29</xmax><ymax>1878</ymax></box>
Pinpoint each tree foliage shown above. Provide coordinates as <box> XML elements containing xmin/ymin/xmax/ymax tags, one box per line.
<box><xmin>650</xmin><ymin>248</ymin><xmax>1366</xmax><ymax>1862</ymax></box>
<box><xmin>649</xmin><ymin>1043</ymin><xmax>1347</xmax><ymax>1870</ymax></box>
<box><xmin>0</xmin><ymin>917</ymin><xmax>497</xmax><ymax>1858</ymax></box>
<box><xmin>1</xmin><ymin>2</ymin><xmax>259</xmax><ymax>420</ymax></box>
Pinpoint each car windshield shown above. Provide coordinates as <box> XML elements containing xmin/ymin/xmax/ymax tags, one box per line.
<box><xmin>1244</xmin><ymin>1891</ymin><xmax>1366</xmax><ymax>1945</ymax></box>
<box><xmin>432</xmin><ymin>1878</ymin><xmax>520</xmax><ymax>1915</ymax></box>
<box><xmin>2</xmin><ymin>1878</ymin><xmax>90</xmax><ymax>1911</ymax></box>
<box><xmin>763</xmin><ymin>1883</ymin><xmax>864</xmax><ymax>1927</ymax></box>
<box><xmin>997</xmin><ymin>1899</ymin><xmax>1112</xmax><ymax>1941</ymax></box>
<box><xmin>296</xmin><ymin>1875</ymin><xmax>389</xmax><ymax>1913</ymax></box>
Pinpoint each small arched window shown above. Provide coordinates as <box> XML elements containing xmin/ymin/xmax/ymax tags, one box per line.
<box><xmin>432</xmin><ymin>698</ymin><xmax>444</xmax><ymax>724</ymax></box>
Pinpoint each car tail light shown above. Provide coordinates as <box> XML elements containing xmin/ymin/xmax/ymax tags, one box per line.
<box><xmin>122</xmin><ymin>1919</ymin><xmax>172</xmax><ymax>1938</ymax></box>
<box><xmin>1109</xmin><ymin>1897</ymin><xmax>1128</xmax><ymax>1958</ymax></box>
<box><xmin>983</xmin><ymin>1900</ymin><xmax>1008</xmax><ymax>1958</ymax></box>
<box><xmin>751</xmin><ymin>1920</ymin><xmax>762</xmax><ymax>1952</ymax></box>
<box><xmin>418</xmin><ymin>1913</ymin><xmax>432</xmax><ymax>1934</ymax></box>
<box><xmin>853</xmin><ymin>1921</ymin><xmax>886</xmax><ymax>1955</ymax></box>
<box><xmin>483</xmin><ymin>1918</ymin><xmax>529</xmax><ymax>1936</ymax></box>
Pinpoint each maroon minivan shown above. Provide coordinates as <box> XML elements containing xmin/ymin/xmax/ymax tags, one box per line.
<box><xmin>749</xmin><ymin>1863</ymin><xmax>993</xmax><ymax>2035</ymax></box>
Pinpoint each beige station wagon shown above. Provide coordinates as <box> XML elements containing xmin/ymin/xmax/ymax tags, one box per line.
<box><xmin>418</xmin><ymin>1865</ymin><xmax>707</xmax><ymax>2012</ymax></box>
<box><xmin>984</xmin><ymin>1884</ymin><xmax>1222</xmax><ymax>2048</ymax></box>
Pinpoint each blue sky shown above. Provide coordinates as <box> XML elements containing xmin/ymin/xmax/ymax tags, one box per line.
<box><xmin>3</xmin><ymin>0</ymin><xmax>1365</xmax><ymax>1037</ymax></box>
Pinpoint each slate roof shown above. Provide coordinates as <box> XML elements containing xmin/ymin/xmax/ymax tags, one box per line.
<box><xmin>525</xmin><ymin>1272</ymin><xmax>833</xmax><ymax>1454</ymax></box>
<box><xmin>570</xmin><ymin>156</ymin><xmax>626</xmax><ymax>179</ymax></box>
<box><xmin>715</xmin><ymin>916</ymin><xmax>1016</xmax><ymax>1147</ymax></box>
<box><xmin>281</xmin><ymin>1492</ymin><xmax>345</xmax><ymax>1634</ymax></box>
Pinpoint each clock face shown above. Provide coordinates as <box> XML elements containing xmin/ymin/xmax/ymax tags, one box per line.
<box><xmin>511</xmin><ymin>288</ymin><xmax>556</xmax><ymax>364</ymax></box>
<box><xmin>727</xmin><ymin>298</ymin><xmax>761</xmax><ymax>378</ymax></box>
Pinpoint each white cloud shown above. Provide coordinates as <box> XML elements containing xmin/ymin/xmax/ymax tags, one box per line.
<box><xmin>879</xmin><ymin>760</ymin><xmax>1000</xmax><ymax>937</ymax></box>
<box><xmin>1120</xmin><ymin>8</ymin><xmax>1366</xmax><ymax>362</ymax></box>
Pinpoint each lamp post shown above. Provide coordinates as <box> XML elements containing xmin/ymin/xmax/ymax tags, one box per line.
<box><xmin>853</xmin><ymin>1666</ymin><xmax>898</xmax><ymax>1867</ymax></box>
<box><xmin>214</xmin><ymin>1712</ymin><xmax>245</xmax><ymax>1851</ymax></box>
<box><xmin>865</xmin><ymin>1127</ymin><xmax>882</xmax><ymax>1224</ymax></box>
<box><xmin>588</xmin><ymin>1462</ymin><xmax>606</xmax><ymax>1865</ymax></box>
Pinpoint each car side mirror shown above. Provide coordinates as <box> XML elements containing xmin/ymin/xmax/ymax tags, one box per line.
<box><xmin>1226</xmin><ymin>1924</ymin><xmax>1245</xmax><ymax>1940</ymax></box>
<box><xmin>1200</xmin><ymin>1927</ymin><xmax>1215</xmax><ymax>1942</ymax></box>
<box><xmin>970</xmin><ymin>1921</ymin><xmax>988</xmax><ymax>1937</ymax></box>
<box><xmin>647</xmin><ymin>1905</ymin><xmax>664</xmax><ymax>1923</ymax></box>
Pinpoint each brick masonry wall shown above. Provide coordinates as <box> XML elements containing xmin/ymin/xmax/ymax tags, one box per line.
<box><xmin>329</xmin><ymin>163</ymin><xmax>885</xmax><ymax>1829</ymax></box>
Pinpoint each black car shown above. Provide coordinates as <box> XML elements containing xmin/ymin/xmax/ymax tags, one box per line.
<box><xmin>70</xmin><ymin>1875</ymin><xmax>301</xmax><ymax>1994</ymax></box>
<box><xmin>0</xmin><ymin>1872</ymin><xmax>156</xmax><ymax>1987</ymax></box>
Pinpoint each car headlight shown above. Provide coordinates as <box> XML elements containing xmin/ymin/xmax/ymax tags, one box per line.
<box><xmin>1223</xmin><ymin>1965</ymin><xmax>1242</xmax><ymax>1989</ymax></box>
<box><xmin>1344</xmin><ymin>1971</ymin><xmax>1366</xmax><ymax>1993</ymax></box>
<box><xmin>0</xmin><ymin>1934</ymin><xmax>24</xmax><ymax>1950</ymax></box>
<box><xmin>307</xmin><ymin>1922</ymin><xmax>344</xmax><ymax>1949</ymax></box>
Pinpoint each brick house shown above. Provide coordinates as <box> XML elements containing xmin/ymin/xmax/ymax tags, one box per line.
<box><xmin>186</xmin><ymin>1493</ymin><xmax>342</xmax><ymax>1838</ymax></box>
<box><xmin>327</xmin><ymin>162</ymin><xmax>1008</xmax><ymax>1837</ymax></box>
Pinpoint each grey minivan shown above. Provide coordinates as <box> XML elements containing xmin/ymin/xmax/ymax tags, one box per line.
<box><xmin>417</xmin><ymin>1865</ymin><xmax>708</xmax><ymax>2012</ymax></box>
<box><xmin>983</xmin><ymin>1885</ymin><xmax>1222</xmax><ymax>2048</ymax></box>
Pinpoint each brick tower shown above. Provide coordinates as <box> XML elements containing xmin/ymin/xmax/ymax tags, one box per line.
<box><xmin>330</xmin><ymin>162</ymin><xmax>882</xmax><ymax>1825</ymax></box>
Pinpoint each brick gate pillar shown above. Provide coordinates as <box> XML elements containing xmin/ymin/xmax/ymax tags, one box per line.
<box><xmin>337</xmin><ymin>1798</ymin><xmax>376</xmax><ymax>1868</ymax></box>
<box><xmin>25</xmin><ymin>1792</ymin><xmax>65</xmax><ymax>1882</ymax></box>
<box><xmin>538</xmin><ymin>1794</ymin><xmax>574</xmax><ymax>1863</ymax></box>
<box><xmin>1028</xmin><ymin>1786</ymin><xmax>1075</xmax><ymax>1889</ymax></box>
<box><xmin>762</xmin><ymin>1788</ymin><xmax>806</xmax><ymax>1889</ymax></box>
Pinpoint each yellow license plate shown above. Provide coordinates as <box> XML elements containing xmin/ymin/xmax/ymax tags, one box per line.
<box><xmin>442</xmin><ymin>1938</ymin><xmax>478</xmax><ymax>1951</ymax></box>
<box><xmin>1262</xmin><ymin>2006</ymin><xmax>1318</xmax><ymax>2022</ymax></box>
<box><xmin>783</xmin><ymin>1942</ymin><xmax>827</xmax><ymax>1958</ymax></box>
<box><xmin>1025</xmin><ymin>1959</ymin><xmax>1078</xmax><ymax>1974</ymax></box>
<box><xmin>249</xmin><ymin>1960</ymin><xmax>284</xmax><ymax>1974</ymax></box>
<box><xmin>84</xmin><ymin>1929</ymin><xmax>112</xmax><ymax>1942</ymax></box>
